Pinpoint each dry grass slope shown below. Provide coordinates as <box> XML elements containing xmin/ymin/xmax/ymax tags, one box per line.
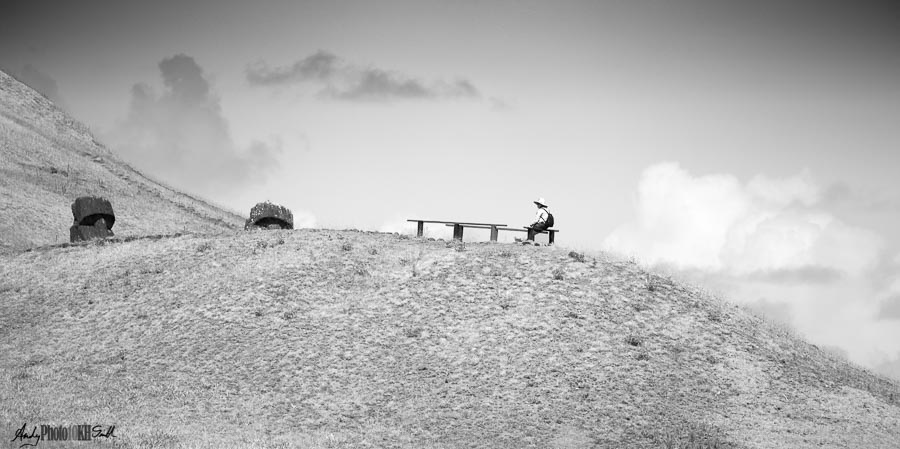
<box><xmin>0</xmin><ymin>69</ymin><xmax>243</xmax><ymax>254</ymax></box>
<box><xmin>2</xmin><ymin>229</ymin><xmax>899</xmax><ymax>448</ymax></box>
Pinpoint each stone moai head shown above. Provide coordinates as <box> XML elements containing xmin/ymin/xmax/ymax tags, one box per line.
<box><xmin>70</xmin><ymin>196</ymin><xmax>115</xmax><ymax>242</ymax></box>
<box><xmin>245</xmin><ymin>202</ymin><xmax>294</xmax><ymax>230</ymax></box>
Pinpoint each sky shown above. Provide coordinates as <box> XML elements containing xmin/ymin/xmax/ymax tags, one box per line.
<box><xmin>2</xmin><ymin>0</ymin><xmax>900</xmax><ymax>376</ymax></box>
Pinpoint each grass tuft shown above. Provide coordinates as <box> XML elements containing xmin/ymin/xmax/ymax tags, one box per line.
<box><xmin>552</xmin><ymin>266</ymin><xmax>565</xmax><ymax>280</ymax></box>
<box><xmin>632</xmin><ymin>301</ymin><xmax>650</xmax><ymax>312</ymax></box>
<box><xmin>625</xmin><ymin>335</ymin><xmax>643</xmax><ymax>347</ymax></box>
<box><xmin>568</xmin><ymin>251</ymin><xmax>586</xmax><ymax>262</ymax></box>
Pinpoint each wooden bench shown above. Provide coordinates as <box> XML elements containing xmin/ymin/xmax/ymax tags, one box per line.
<box><xmin>442</xmin><ymin>223</ymin><xmax>504</xmax><ymax>241</ymax></box>
<box><xmin>440</xmin><ymin>224</ymin><xmax>559</xmax><ymax>244</ymax></box>
<box><xmin>407</xmin><ymin>219</ymin><xmax>507</xmax><ymax>241</ymax></box>
<box><xmin>496</xmin><ymin>226</ymin><xmax>559</xmax><ymax>245</ymax></box>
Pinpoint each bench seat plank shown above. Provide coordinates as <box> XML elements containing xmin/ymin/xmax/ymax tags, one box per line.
<box><xmin>495</xmin><ymin>227</ymin><xmax>559</xmax><ymax>245</ymax></box>
<box><xmin>496</xmin><ymin>227</ymin><xmax>559</xmax><ymax>232</ymax></box>
<box><xmin>406</xmin><ymin>219</ymin><xmax>557</xmax><ymax>243</ymax></box>
<box><xmin>408</xmin><ymin>219</ymin><xmax>506</xmax><ymax>226</ymax></box>
<box><xmin>443</xmin><ymin>224</ymin><xmax>559</xmax><ymax>244</ymax></box>
<box><xmin>407</xmin><ymin>219</ymin><xmax>506</xmax><ymax>239</ymax></box>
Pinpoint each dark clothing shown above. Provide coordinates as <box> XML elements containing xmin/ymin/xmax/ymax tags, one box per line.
<box><xmin>531</xmin><ymin>221</ymin><xmax>549</xmax><ymax>233</ymax></box>
<box><xmin>527</xmin><ymin>221</ymin><xmax>550</xmax><ymax>241</ymax></box>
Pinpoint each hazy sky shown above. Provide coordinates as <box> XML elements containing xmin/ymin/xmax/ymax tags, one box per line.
<box><xmin>3</xmin><ymin>0</ymin><xmax>899</xmax><ymax>374</ymax></box>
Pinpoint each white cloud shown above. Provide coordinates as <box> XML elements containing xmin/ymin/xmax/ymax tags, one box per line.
<box><xmin>292</xmin><ymin>210</ymin><xmax>317</xmax><ymax>229</ymax></box>
<box><xmin>604</xmin><ymin>162</ymin><xmax>881</xmax><ymax>276</ymax></box>
<box><xmin>746</xmin><ymin>170</ymin><xmax>819</xmax><ymax>207</ymax></box>
<box><xmin>606</xmin><ymin>162</ymin><xmax>748</xmax><ymax>270</ymax></box>
<box><xmin>605</xmin><ymin>162</ymin><xmax>898</xmax><ymax>374</ymax></box>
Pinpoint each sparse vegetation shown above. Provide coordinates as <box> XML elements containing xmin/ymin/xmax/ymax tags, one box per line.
<box><xmin>626</xmin><ymin>334</ymin><xmax>644</xmax><ymax>346</ymax></box>
<box><xmin>2</xmin><ymin>229</ymin><xmax>899</xmax><ymax>448</ymax></box>
<box><xmin>354</xmin><ymin>264</ymin><xmax>370</xmax><ymax>276</ymax></box>
<box><xmin>568</xmin><ymin>251</ymin><xmax>586</xmax><ymax>262</ymax></box>
<box><xmin>411</xmin><ymin>245</ymin><xmax>426</xmax><ymax>277</ymax></box>
<box><xmin>552</xmin><ymin>266</ymin><xmax>565</xmax><ymax>280</ymax></box>
<box><xmin>654</xmin><ymin>421</ymin><xmax>738</xmax><ymax>449</ymax></box>
<box><xmin>445</xmin><ymin>239</ymin><xmax>465</xmax><ymax>252</ymax></box>
<box><xmin>645</xmin><ymin>272</ymin><xmax>658</xmax><ymax>292</ymax></box>
<box><xmin>632</xmin><ymin>300</ymin><xmax>651</xmax><ymax>312</ymax></box>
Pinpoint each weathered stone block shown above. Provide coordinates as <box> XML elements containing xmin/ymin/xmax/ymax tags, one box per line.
<box><xmin>245</xmin><ymin>202</ymin><xmax>293</xmax><ymax>230</ymax></box>
<box><xmin>72</xmin><ymin>196</ymin><xmax>115</xmax><ymax>229</ymax></box>
<box><xmin>70</xmin><ymin>218</ymin><xmax>114</xmax><ymax>242</ymax></box>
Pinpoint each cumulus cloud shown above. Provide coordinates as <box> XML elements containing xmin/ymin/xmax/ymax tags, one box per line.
<box><xmin>605</xmin><ymin>162</ymin><xmax>900</xmax><ymax>376</ymax></box>
<box><xmin>291</xmin><ymin>210</ymin><xmax>318</xmax><ymax>229</ymax></box>
<box><xmin>106</xmin><ymin>54</ymin><xmax>278</xmax><ymax>198</ymax></box>
<box><xmin>15</xmin><ymin>64</ymin><xmax>67</xmax><ymax>108</ymax></box>
<box><xmin>246</xmin><ymin>50</ymin><xmax>481</xmax><ymax>102</ymax></box>
<box><xmin>604</xmin><ymin>162</ymin><xmax>881</xmax><ymax>277</ymax></box>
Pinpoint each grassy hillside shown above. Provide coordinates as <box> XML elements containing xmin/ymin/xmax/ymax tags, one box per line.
<box><xmin>0</xmin><ymin>70</ymin><xmax>243</xmax><ymax>253</ymax></box>
<box><xmin>2</xmin><ymin>229</ymin><xmax>898</xmax><ymax>448</ymax></box>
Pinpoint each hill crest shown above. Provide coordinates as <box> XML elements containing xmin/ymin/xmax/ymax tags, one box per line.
<box><xmin>2</xmin><ymin>229</ymin><xmax>898</xmax><ymax>448</ymax></box>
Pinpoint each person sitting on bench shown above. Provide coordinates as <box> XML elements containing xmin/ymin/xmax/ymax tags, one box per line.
<box><xmin>516</xmin><ymin>197</ymin><xmax>552</xmax><ymax>243</ymax></box>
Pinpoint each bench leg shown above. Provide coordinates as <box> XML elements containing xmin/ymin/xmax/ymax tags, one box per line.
<box><xmin>490</xmin><ymin>226</ymin><xmax>498</xmax><ymax>242</ymax></box>
<box><xmin>548</xmin><ymin>231</ymin><xmax>555</xmax><ymax>245</ymax></box>
<box><xmin>453</xmin><ymin>224</ymin><xmax>463</xmax><ymax>241</ymax></box>
<box><xmin>417</xmin><ymin>221</ymin><xmax>424</xmax><ymax>237</ymax></box>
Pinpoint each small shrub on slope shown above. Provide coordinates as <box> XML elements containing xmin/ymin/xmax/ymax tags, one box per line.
<box><xmin>552</xmin><ymin>267</ymin><xmax>565</xmax><ymax>280</ymax></box>
<box><xmin>625</xmin><ymin>335</ymin><xmax>643</xmax><ymax>347</ymax></box>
